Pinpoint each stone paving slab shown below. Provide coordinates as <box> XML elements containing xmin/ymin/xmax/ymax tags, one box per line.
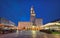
<box><xmin>0</xmin><ymin>31</ymin><xmax>60</xmax><ymax>38</ymax></box>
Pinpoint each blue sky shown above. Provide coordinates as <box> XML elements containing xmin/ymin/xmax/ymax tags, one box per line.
<box><xmin>0</xmin><ymin>0</ymin><xmax>60</xmax><ymax>25</ymax></box>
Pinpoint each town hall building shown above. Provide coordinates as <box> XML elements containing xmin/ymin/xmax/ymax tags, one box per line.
<box><xmin>18</xmin><ymin>6</ymin><xmax>43</xmax><ymax>30</ymax></box>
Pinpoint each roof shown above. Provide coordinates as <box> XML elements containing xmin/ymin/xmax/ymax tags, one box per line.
<box><xmin>51</xmin><ymin>18</ymin><xmax>60</xmax><ymax>22</ymax></box>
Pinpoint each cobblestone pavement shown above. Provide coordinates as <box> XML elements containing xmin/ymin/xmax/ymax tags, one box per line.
<box><xmin>0</xmin><ymin>30</ymin><xmax>60</xmax><ymax>38</ymax></box>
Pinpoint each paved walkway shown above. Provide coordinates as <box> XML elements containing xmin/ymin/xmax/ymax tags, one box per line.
<box><xmin>0</xmin><ymin>30</ymin><xmax>60</xmax><ymax>38</ymax></box>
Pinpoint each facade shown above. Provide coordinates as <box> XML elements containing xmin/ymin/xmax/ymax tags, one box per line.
<box><xmin>42</xmin><ymin>19</ymin><xmax>60</xmax><ymax>30</ymax></box>
<box><xmin>0</xmin><ymin>17</ymin><xmax>15</xmax><ymax>26</ymax></box>
<box><xmin>18</xmin><ymin>6</ymin><xmax>43</xmax><ymax>30</ymax></box>
<box><xmin>0</xmin><ymin>17</ymin><xmax>9</xmax><ymax>25</ymax></box>
<box><xmin>35</xmin><ymin>18</ymin><xmax>43</xmax><ymax>26</ymax></box>
<box><xmin>42</xmin><ymin>22</ymin><xmax>60</xmax><ymax>30</ymax></box>
<box><xmin>0</xmin><ymin>17</ymin><xmax>16</xmax><ymax>30</ymax></box>
<box><xmin>18</xmin><ymin>22</ymin><xmax>31</xmax><ymax>30</ymax></box>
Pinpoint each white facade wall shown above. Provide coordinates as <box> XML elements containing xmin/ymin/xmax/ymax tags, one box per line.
<box><xmin>35</xmin><ymin>18</ymin><xmax>43</xmax><ymax>26</ymax></box>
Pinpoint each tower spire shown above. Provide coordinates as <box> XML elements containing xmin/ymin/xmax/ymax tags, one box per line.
<box><xmin>30</xmin><ymin>6</ymin><xmax>36</xmax><ymax>16</ymax></box>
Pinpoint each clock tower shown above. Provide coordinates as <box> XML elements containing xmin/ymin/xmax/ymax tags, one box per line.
<box><xmin>30</xmin><ymin>6</ymin><xmax>36</xmax><ymax>26</ymax></box>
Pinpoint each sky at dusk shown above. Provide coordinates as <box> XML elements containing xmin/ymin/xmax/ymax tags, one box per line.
<box><xmin>0</xmin><ymin>0</ymin><xmax>60</xmax><ymax>25</ymax></box>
